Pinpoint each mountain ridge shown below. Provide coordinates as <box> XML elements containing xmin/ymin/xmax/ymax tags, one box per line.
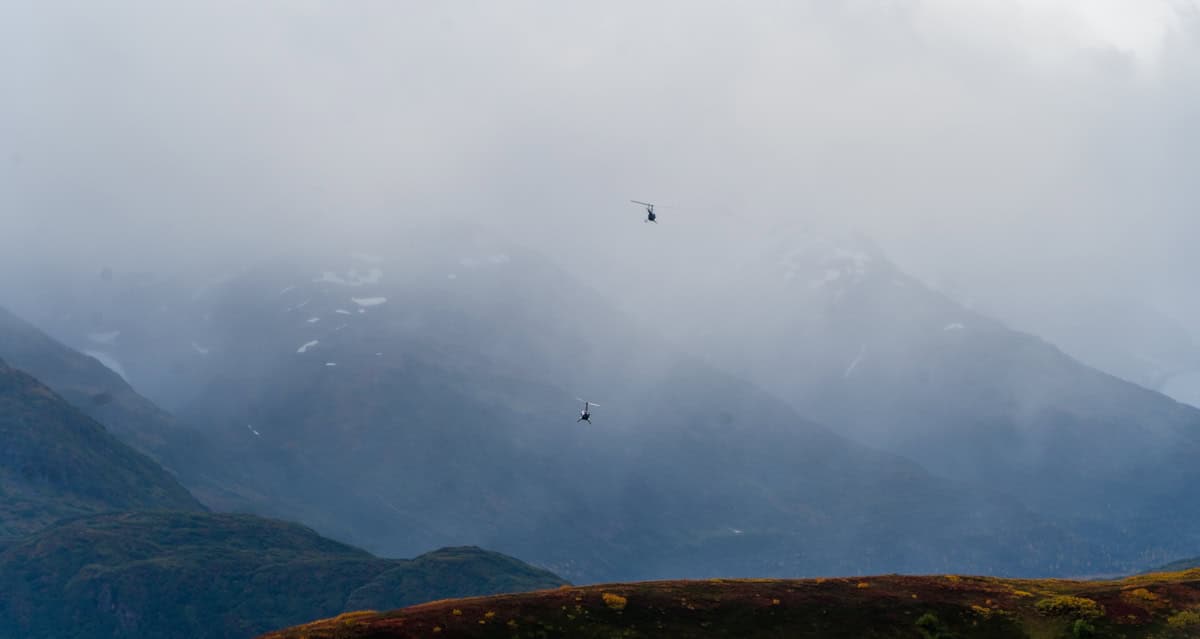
<box><xmin>0</xmin><ymin>511</ymin><xmax>567</xmax><ymax>639</ymax></box>
<box><xmin>0</xmin><ymin>357</ymin><xmax>204</xmax><ymax>539</ymax></box>
<box><xmin>108</xmin><ymin>247</ymin><xmax>1089</xmax><ymax>581</ymax></box>
<box><xmin>657</xmin><ymin>229</ymin><xmax>1200</xmax><ymax>569</ymax></box>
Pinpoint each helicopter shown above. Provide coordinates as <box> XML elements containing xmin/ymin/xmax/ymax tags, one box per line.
<box><xmin>631</xmin><ymin>200</ymin><xmax>658</xmax><ymax>223</ymax></box>
<box><xmin>576</xmin><ymin>399</ymin><xmax>600</xmax><ymax>424</ymax></box>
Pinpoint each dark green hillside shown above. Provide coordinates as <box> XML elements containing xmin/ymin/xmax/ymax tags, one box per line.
<box><xmin>263</xmin><ymin>570</ymin><xmax>1200</xmax><ymax>639</ymax></box>
<box><xmin>0</xmin><ymin>306</ymin><xmax>280</xmax><ymax>514</ymax></box>
<box><xmin>0</xmin><ymin>512</ymin><xmax>566</xmax><ymax>639</ymax></box>
<box><xmin>0</xmin><ymin>359</ymin><xmax>202</xmax><ymax>538</ymax></box>
<box><xmin>0</xmin><ymin>306</ymin><xmax>173</xmax><ymax>452</ymax></box>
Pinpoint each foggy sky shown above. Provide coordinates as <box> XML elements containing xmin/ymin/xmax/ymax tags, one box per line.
<box><xmin>2</xmin><ymin>1</ymin><xmax>1199</xmax><ymax>344</ymax></box>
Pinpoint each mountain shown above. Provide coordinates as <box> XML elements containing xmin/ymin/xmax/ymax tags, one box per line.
<box><xmin>23</xmin><ymin>237</ymin><xmax>1091</xmax><ymax>582</ymax></box>
<box><xmin>655</xmin><ymin>227</ymin><xmax>1200</xmax><ymax>569</ymax></box>
<box><xmin>0</xmin><ymin>358</ymin><xmax>203</xmax><ymax>539</ymax></box>
<box><xmin>0</xmin><ymin>266</ymin><xmax>222</xmax><ymax>410</ymax></box>
<box><xmin>0</xmin><ymin>511</ymin><xmax>566</xmax><ymax>639</ymax></box>
<box><xmin>0</xmin><ymin>305</ymin><xmax>177</xmax><ymax>451</ymax></box>
<box><xmin>0</xmin><ymin>306</ymin><xmax>282</xmax><ymax>512</ymax></box>
<box><xmin>951</xmin><ymin>281</ymin><xmax>1200</xmax><ymax>402</ymax></box>
<box><xmin>0</xmin><ymin>304</ymin><xmax>459</xmax><ymax>547</ymax></box>
<box><xmin>0</xmin><ymin>305</ymin><xmax>225</xmax><ymax>477</ymax></box>
<box><xmin>261</xmin><ymin>569</ymin><xmax>1200</xmax><ymax>639</ymax></box>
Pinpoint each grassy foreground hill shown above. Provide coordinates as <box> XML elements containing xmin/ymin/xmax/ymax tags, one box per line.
<box><xmin>262</xmin><ymin>570</ymin><xmax>1200</xmax><ymax>639</ymax></box>
<box><xmin>0</xmin><ymin>512</ymin><xmax>566</xmax><ymax>639</ymax></box>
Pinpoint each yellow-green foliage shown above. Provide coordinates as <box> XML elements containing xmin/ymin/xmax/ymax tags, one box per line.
<box><xmin>1034</xmin><ymin>595</ymin><xmax>1104</xmax><ymax>620</ymax></box>
<box><xmin>970</xmin><ymin>602</ymin><xmax>1009</xmax><ymax>621</ymax></box>
<box><xmin>916</xmin><ymin>612</ymin><xmax>950</xmax><ymax>639</ymax></box>
<box><xmin>602</xmin><ymin>592</ymin><xmax>628</xmax><ymax>611</ymax></box>
<box><xmin>1168</xmin><ymin>609</ymin><xmax>1200</xmax><ymax>629</ymax></box>
<box><xmin>1122</xmin><ymin>587</ymin><xmax>1166</xmax><ymax>610</ymax></box>
<box><xmin>1126</xmin><ymin>587</ymin><xmax>1159</xmax><ymax>601</ymax></box>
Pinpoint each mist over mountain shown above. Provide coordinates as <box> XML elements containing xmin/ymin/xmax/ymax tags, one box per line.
<box><xmin>972</xmin><ymin>292</ymin><xmax>1200</xmax><ymax>408</ymax></box>
<box><xmin>631</xmin><ymin>228</ymin><xmax>1200</xmax><ymax>566</ymax></box>
<box><xmin>3</xmin><ymin>2</ymin><xmax>1200</xmax><ymax>637</ymax></box>
<box><xmin>0</xmin><ymin>234</ymin><xmax>1108</xmax><ymax>581</ymax></box>
<box><xmin>6</xmin><ymin>213</ymin><xmax>1200</xmax><ymax>581</ymax></box>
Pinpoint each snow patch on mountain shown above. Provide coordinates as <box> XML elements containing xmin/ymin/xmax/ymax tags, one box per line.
<box><xmin>944</xmin><ymin>323</ymin><xmax>965</xmax><ymax>331</ymax></box>
<box><xmin>843</xmin><ymin>344</ymin><xmax>867</xmax><ymax>378</ymax></box>
<box><xmin>191</xmin><ymin>341</ymin><xmax>210</xmax><ymax>355</ymax></box>
<box><xmin>777</xmin><ymin>233</ymin><xmax>875</xmax><ymax>289</ymax></box>
<box><xmin>84</xmin><ymin>349</ymin><xmax>129</xmax><ymax>381</ymax></box>
<box><xmin>314</xmin><ymin>267</ymin><xmax>383</xmax><ymax>287</ymax></box>
<box><xmin>297</xmin><ymin>340</ymin><xmax>319</xmax><ymax>354</ymax></box>
<box><xmin>286</xmin><ymin>298</ymin><xmax>311</xmax><ymax>312</ymax></box>
<box><xmin>352</xmin><ymin>297</ymin><xmax>388</xmax><ymax>308</ymax></box>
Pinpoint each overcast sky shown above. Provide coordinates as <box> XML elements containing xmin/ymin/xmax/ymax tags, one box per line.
<box><xmin>2</xmin><ymin>1</ymin><xmax>1198</xmax><ymax>333</ymax></box>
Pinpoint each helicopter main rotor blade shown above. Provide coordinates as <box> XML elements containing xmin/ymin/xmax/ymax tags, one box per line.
<box><xmin>631</xmin><ymin>200</ymin><xmax>676</xmax><ymax>209</ymax></box>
